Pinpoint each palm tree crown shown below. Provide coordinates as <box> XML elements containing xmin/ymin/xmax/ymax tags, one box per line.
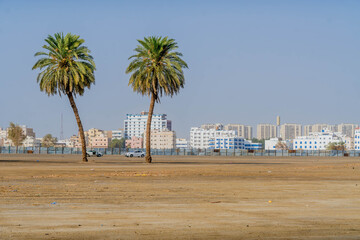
<box><xmin>126</xmin><ymin>36</ymin><xmax>188</xmax><ymax>102</ymax></box>
<box><xmin>32</xmin><ymin>32</ymin><xmax>96</xmax><ymax>96</ymax></box>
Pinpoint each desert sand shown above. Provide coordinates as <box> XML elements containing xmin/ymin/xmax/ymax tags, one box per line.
<box><xmin>1</xmin><ymin>154</ymin><xmax>360</xmax><ymax>239</ymax></box>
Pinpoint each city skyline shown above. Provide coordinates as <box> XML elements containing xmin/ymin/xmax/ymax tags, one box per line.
<box><xmin>1</xmin><ymin>1</ymin><xmax>360</xmax><ymax>139</ymax></box>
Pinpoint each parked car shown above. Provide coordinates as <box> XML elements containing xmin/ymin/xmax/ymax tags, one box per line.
<box><xmin>86</xmin><ymin>150</ymin><xmax>103</xmax><ymax>157</ymax></box>
<box><xmin>125</xmin><ymin>150</ymin><xmax>145</xmax><ymax>158</ymax></box>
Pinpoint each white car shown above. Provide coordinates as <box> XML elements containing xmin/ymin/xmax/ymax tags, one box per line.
<box><xmin>125</xmin><ymin>150</ymin><xmax>145</xmax><ymax>158</ymax></box>
<box><xmin>86</xmin><ymin>150</ymin><xmax>103</xmax><ymax>157</ymax></box>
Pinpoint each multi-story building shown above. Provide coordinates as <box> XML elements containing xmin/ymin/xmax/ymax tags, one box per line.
<box><xmin>69</xmin><ymin>135</ymin><xmax>82</xmax><ymax>148</ymax></box>
<box><xmin>85</xmin><ymin>128</ymin><xmax>105</xmax><ymax>138</ymax></box>
<box><xmin>257</xmin><ymin>124</ymin><xmax>277</xmax><ymax>140</ymax></box>
<box><xmin>224</xmin><ymin>124</ymin><xmax>253</xmax><ymax>139</ymax></box>
<box><xmin>344</xmin><ymin>137</ymin><xmax>354</xmax><ymax>150</ymax></box>
<box><xmin>209</xmin><ymin>136</ymin><xmax>245</xmax><ymax>149</ymax></box>
<box><xmin>88</xmin><ymin>136</ymin><xmax>109</xmax><ymax>148</ymax></box>
<box><xmin>303</xmin><ymin>124</ymin><xmax>336</xmax><ymax>136</ymax></box>
<box><xmin>280</xmin><ymin>123</ymin><xmax>302</xmax><ymax>140</ymax></box>
<box><xmin>293</xmin><ymin>128</ymin><xmax>345</xmax><ymax>150</ymax></box>
<box><xmin>124</xmin><ymin>111</ymin><xmax>171</xmax><ymax>139</ymax></box>
<box><xmin>2</xmin><ymin>125</ymin><xmax>37</xmax><ymax>147</ymax></box>
<box><xmin>176</xmin><ymin>138</ymin><xmax>188</xmax><ymax>149</ymax></box>
<box><xmin>143</xmin><ymin>129</ymin><xmax>176</xmax><ymax>149</ymax></box>
<box><xmin>19</xmin><ymin>125</ymin><xmax>36</xmax><ymax>138</ymax></box>
<box><xmin>336</xmin><ymin>124</ymin><xmax>359</xmax><ymax>138</ymax></box>
<box><xmin>354</xmin><ymin>128</ymin><xmax>360</xmax><ymax>150</ymax></box>
<box><xmin>126</xmin><ymin>136</ymin><xmax>143</xmax><ymax>149</ymax></box>
<box><xmin>111</xmin><ymin>129</ymin><xmax>123</xmax><ymax>140</ymax></box>
<box><xmin>201</xmin><ymin>123</ymin><xmax>224</xmax><ymax>130</ymax></box>
<box><xmin>190</xmin><ymin>127</ymin><xmax>236</xmax><ymax>149</ymax></box>
<box><xmin>83</xmin><ymin>128</ymin><xmax>110</xmax><ymax>148</ymax></box>
<box><xmin>208</xmin><ymin>136</ymin><xmax>262</xmax><ymax>150</ymax></box>
<box><xmin>244</xmin><ymin>140</ymin><xmax>263</xmax><ymax>150</ymax></box>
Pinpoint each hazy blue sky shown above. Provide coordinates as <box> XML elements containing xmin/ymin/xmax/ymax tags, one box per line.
<box><xmin>0</xmin><ymin>0</ymin><xmax>359</xmax><ymax>139</ymax></box>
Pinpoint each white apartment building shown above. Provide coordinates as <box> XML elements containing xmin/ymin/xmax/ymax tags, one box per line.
<box><xmin>293</xmin><ymin>128</ymin><xmax>345</xmax><ymax>150</ymax></box>
<box><xmin>257</xmin><ymin>124</ymin><xmax>277</xmax><ymax>140</ymax></box>
<box><xmin>124</xmin><ymin>111</ymin><xmax>171</xmax><ymax>139</ymax></box>
<box><xmin>344</xmin><ymin>137</ymin><xmax>354</xmax><ymax>150</ymax></box>
<box><xmin>190</xmin><ymin>127</ymin><xmax>236</xmax><ymax>149</ymax></box>
<box><xmin>112</xmin><ymin>129</ymin><xmax>123</xmax><ymax>140</ymax></box>
<box><xmin>209</xmin><ymin>136</ymin><xmax>245</xmax><ymax>149</ymax></box>
<box><xmin>176</xmin><ymin>138</ymin><xmax>188</xmax><ymax>149</ymax></box>
<box><xmin>355</xmin><ymin>128</ymin><xmax>360</xmax><ymax>150</ymax></box>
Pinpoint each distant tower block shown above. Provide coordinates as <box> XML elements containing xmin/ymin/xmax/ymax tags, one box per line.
<box><xmin>276</xmin><ymin>116</ymin><xmax>281</xmax><ymax>138</ymax></box>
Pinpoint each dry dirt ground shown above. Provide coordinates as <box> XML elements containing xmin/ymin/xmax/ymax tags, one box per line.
<box><xmin>1</xmin><ymin>154</ymin><xmax>360</xmax><ymax>240</ymax></box>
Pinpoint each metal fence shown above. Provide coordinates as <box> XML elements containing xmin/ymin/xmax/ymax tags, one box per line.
<box><xmin>1</xmin><ymin>146</ymin><xmax>360</xmax><ymax>157</ymax></box>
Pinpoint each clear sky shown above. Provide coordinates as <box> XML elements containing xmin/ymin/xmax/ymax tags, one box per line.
<box><xmin>0</xmin><ymin>0</ymin><xmax>359</xmax><ymax>139</ymax></box>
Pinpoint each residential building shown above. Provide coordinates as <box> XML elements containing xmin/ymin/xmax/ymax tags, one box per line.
<box><xmin>244</xmin><ymin>140</ymin><xmax>263</xmax><ymax>150</ymax></box>
<box><xmin>190</xmin><ymin>127</ymin><xmax>236</xmax><ymax>149</ymax></box>
<box><xmin>224</xmin><ymin>124</ymin><xmax>253</xmax><ymax>139</ymax></box>
<box><xmin>304</xmin><ymin>124</ymin><xmax>336</xmax><ymax>136</ymax></box>
<box><xmin>83</xmin><ymin>128</ymin><xmax>110</xmax><ymax>148</ymax></box>
<box><xmin>143</xmin><ymin>129</ymin><xmax>176</xmax><ymax>149</ymax></box>
<box><xmin>112</xmin><ymin>129</ymin><xmax>123</xmax><ymax>140</ymax></box>
<box><xmin>124</xmin><ymin>111</ymin><xmax>171</xmax><ymax>139</ymax></box>
<box><xmin>201</xmin><ymin>123</ymin><xmax>224</xmax><ymax>130</ymax></box>
<box><xmin>19</xmin><ymin>125</ymin><xmax>36</xmax><ymax>138</ymax></box>
<box><xmin>176</xmin><ymin>138</ymin><xmax>188</xmax><ymax>149</ymax></box>
<box><xmin>336</xmin><ymin>123</ymin><xmax>359</xmax><ymax>138</ymax></box>
<box><xmin>344</xmin><ymin>137</ymin><xmax>354</xmax><ymax>150</ymax></box>
<box><xmin>22</xmin><ymin>136</ymin><xmax>37</xmax><ymax>147</ymax></box>
<box><xmin>280</xmin><ymin>123</ymin><xmax>302</xmax><ymax>140</ymax></box>
<box><xmin>69</xmin><ymin>135</ymin><xmax>82</xmax><ymax>148</ymax></box>
<box><xmin>293</xmin><ymin>128</ymin><xmax>345</xmax><ymax>150</ymax></box>
<box><xmin>57</xmin><ymin>139</ymin><xmax>73</xmax><ymax>147</ymax></box>
<box><xmin>88</xmin><ymin>136</ymin><xmax>109</xmax><ymax>148</ymax></box>
<box><xmin>257</xmin><ymin>124</ymin><xmax>277</xmax><ymax>140</ymax></box>
<box><xmin>209</xmin><ymin>136</ymin><xmax>245</xmax><ymax>149</ymax></box>
<box><xmin>354</xmin><ymin>128</ymin><xmax>360</xmax><ymax>150</ymax></box>
<box><xmin>85</xmin><ymin>128</ymin><xmax>105</xmax><ymax>138</ymax></box>
<box><xmin>126</xmin><ymin>136</ymin><xmax>143</xmax><ymax>149</ymax></box>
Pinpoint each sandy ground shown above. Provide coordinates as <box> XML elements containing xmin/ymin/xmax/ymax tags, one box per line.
<box><xmin>1</xmin><ymin>154</ymin><xmax>360</xmax><ymax>240</ymax></box>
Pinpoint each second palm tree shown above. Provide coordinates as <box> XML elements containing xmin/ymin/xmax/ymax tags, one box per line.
<box><xmin>126</xmin><ymin>36</ymin><xmax>188</xmax><ymax>163</ymax></box>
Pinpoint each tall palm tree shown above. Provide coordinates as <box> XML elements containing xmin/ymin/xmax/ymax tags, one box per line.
<box><xmin>32</xmin><ymin>33</ymin><xmax>96</xmax><ymax>162</ymax></box>
<box><xmin>126</xmin><ymin>36</ymin><xmax>188</xmax><ymax>163</ymax></box>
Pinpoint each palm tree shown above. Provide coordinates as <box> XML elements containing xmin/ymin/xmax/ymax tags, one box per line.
<box><xmin>32</xmin><ymin>33</ymin><xmax>96</xmax><ymax>162</ymax></box>
<box><xmin>126</xmin><ymin>36</ymin><xmax>188</xmax><ymax>163</ymax></box>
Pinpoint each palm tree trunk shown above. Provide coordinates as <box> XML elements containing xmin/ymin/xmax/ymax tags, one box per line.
<box><xmin>67</xmin><ymin>92</ymin><xmax>88</xmax><ymax>162</ymax></box>
<box><xmin>145</xmin><ymin>93</ymin><xmax>156</xmax><ymax>163</ymax></box>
